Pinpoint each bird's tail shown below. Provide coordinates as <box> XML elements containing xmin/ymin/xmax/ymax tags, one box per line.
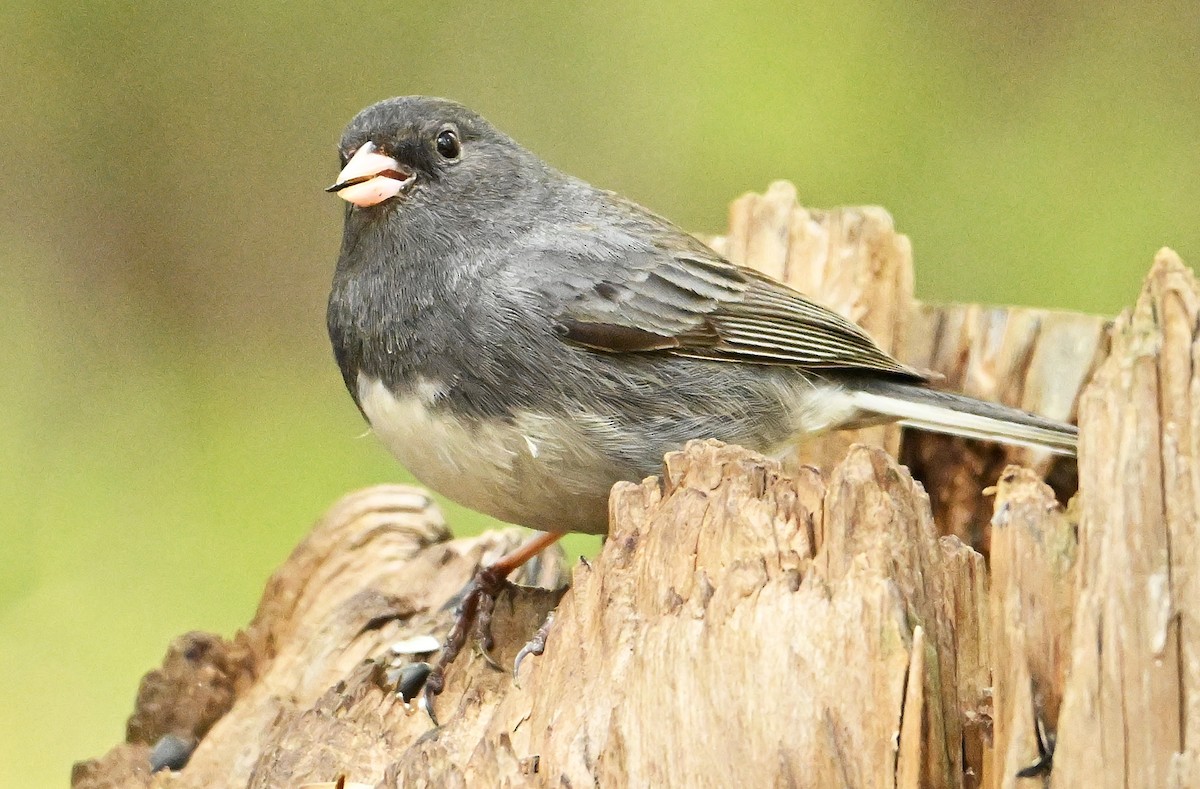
<box><xmin>846</xmin><ymin>379</ymin><xmax>1078</xmax><ymax>456</ymax></box>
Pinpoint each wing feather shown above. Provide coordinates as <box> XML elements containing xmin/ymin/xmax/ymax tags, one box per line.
<box><xmin>535</xmin><ymin>210</ymin><xmax>923</xmax><ymax>382</ymax></box>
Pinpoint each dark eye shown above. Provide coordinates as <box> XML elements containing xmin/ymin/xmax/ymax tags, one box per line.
<box><xmin>435</xmin><ymin>129</ymin><xmax>460</xmax><ymax>160</ymax></box>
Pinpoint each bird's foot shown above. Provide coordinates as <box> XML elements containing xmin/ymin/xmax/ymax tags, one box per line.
<box><xmin>415</xmin><ymin>530</ymin><xmax>566</xmax><ymax>725</ymax></box>
<box><xmin>420</xmin><ymin>563</ymin><xmax>511</xmax><ymax>724</ymax></box>
<box><xmin>513</xmin><ymin>610</ymin><xmax>555</xmax><ymax>686</ymax></box>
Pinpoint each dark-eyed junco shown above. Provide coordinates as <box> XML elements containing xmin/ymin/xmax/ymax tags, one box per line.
<box><xmin>325</xmin><ymin>96</ymin><xmax>1077</xmax><ymax>712</ymax></box>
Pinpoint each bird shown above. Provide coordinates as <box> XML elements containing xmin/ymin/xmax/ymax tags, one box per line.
<box><xmin>325</xmin><ymin>95</ymin><xmax>1077</xmax><ymax>715</ymax></box>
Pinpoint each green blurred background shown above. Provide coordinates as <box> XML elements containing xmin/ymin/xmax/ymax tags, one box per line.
<box><xmin>2</xmin><ymin>2</ymin><xmax>1197</xmax><ymax>784</ymax></box>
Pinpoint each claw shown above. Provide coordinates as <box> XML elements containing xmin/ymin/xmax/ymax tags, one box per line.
<box><xmin>512</xmin><ymin>644</ymin><xmax>535</xmax><ymax>685</ymax></box>
<box><xmin>475</xmin><ymin>641</ymin><xmax>504</xmax><ymax>672</ymax></box>
<box><xmin>419</xmin><ymin>684</ymin><xmax>439</xmax><ymax>727</ymax></box>
<box><xmin>513</xmin><ymin>610</ymin><xmax>556</xmax><ymax>687</ymax></box>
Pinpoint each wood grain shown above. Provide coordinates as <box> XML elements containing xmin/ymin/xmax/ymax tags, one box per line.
<box><xmin>73</xmin><ymin>188</ymin><xmax>1199</xmax><ymax>788</ymax></box>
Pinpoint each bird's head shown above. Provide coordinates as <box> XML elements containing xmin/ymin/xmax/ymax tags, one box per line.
<box><xmin>328</xmin><ymin>96</ymin><xmax>542</xmax><ymax>229</ymax></box>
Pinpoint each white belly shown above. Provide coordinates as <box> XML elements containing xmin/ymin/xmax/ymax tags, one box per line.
<box><xmin>356</xmin><ymin>375</ymin><xmax>618</xmax><ymax>534</ymax></box>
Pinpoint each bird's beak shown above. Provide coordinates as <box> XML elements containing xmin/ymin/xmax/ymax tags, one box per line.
<box><xmin>326</xmin><ymin>142</ymin><xmax>415</xmax><ymax>207</ymax></box>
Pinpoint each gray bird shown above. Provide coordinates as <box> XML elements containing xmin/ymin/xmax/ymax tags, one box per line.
<box><xmin>325</xmin><ymin>96</ymin><xmax>1076</xmax><ymax>707</ymax></box>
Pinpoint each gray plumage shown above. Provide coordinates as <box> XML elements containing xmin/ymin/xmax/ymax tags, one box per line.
<box><xmin>327</xmin><ymin>96</ymin><xmax>1077</xmax><ymax>535</ymax></box>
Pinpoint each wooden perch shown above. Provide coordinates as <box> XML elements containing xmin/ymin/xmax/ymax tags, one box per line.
<box><xmin>73</xmin><ymin>187</ymin><xmax>1197</xmax><ymax>788</ymax></box>
<box><xmin>708</xmin><ymin>182</ymin><xmax>1108</xmax><ymax>554</ymax></box>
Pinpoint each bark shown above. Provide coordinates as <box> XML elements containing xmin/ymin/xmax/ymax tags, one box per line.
<box><xmin>73</xmin><ymin>187</ymin><xmax>1195</xmax><ymax>788</ymax></box>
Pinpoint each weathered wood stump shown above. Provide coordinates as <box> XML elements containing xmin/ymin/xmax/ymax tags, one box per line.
<box><xmin>73</xmin><ymin>185</ymin><xmax>1199</xmax><ymax>788</ymax></box>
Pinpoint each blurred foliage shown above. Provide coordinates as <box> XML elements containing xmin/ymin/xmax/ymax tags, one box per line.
<box><xmin>2</xmin><ymin>1</ymin><xmax>1198</xmax><ymax>784</ymax></box>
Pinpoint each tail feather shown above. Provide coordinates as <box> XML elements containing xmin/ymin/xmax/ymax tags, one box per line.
<box><xmin>847</xmin><ymin>381</ymin><xmax>1078</xmax><ymax>456</ymax></box>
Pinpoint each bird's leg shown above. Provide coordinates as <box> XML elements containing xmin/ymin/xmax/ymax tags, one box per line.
<box><xmin>422</xmin><ymin>530</ymin><xmax>565</xmax><ymax>723</ymax></box>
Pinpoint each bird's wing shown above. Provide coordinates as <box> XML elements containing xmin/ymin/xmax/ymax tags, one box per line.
<box><xmin>539</xmin><ymin>231</ymin><xmax>925</xmax><ymax>381</ymax></box>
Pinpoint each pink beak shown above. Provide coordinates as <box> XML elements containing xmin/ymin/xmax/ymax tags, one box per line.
<box><xmin>326</xmin><ymin>142</ymin><xmax>414</xmax><ymax>207</ymax></box>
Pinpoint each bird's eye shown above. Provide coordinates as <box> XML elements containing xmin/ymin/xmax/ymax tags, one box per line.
<box><xmin>435</xmin><ymin>128</ymin><xmax>461</xmax><ymax>160</ymax></box>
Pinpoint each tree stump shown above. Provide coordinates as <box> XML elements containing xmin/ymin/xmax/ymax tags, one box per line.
<box><xmin>73</xmin><ymin>186</ymin><xmax>1198</xmax><ymax>788</ymax></box>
